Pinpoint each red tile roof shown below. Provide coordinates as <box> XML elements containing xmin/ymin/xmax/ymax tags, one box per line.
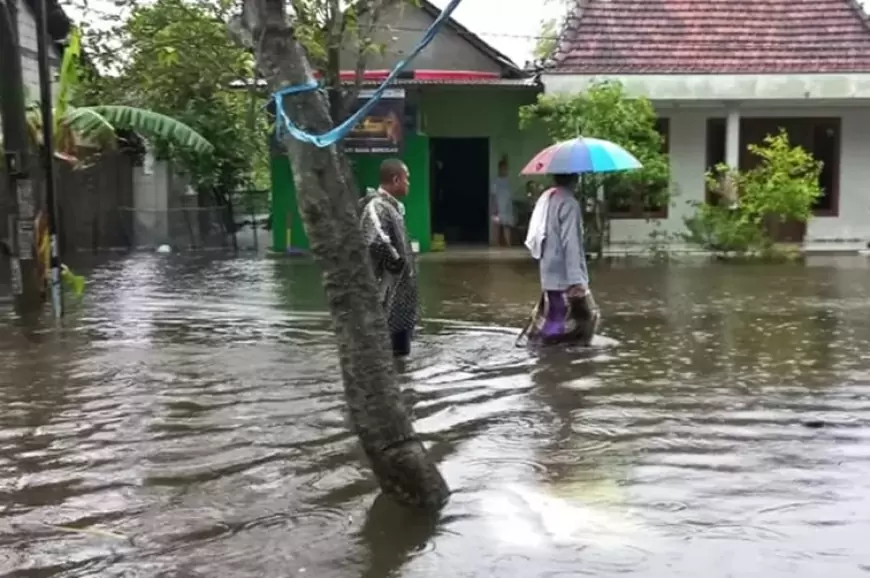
<box><xmin>550</xmin><ymin>0</ymin><xmax>870</xmax><ymax>74</ymax></box>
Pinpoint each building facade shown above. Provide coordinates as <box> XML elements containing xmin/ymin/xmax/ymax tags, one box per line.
<box><xmin>270</xmin><ymin>0</ymin><xmax>547</xmax><ymax>253</ymax></box>
<box><xmin>544</xmin><ymin>0</ymin><xmax>870</xmax><ymax>252</ymax></box>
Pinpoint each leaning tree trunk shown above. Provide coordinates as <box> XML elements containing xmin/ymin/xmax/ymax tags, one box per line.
<box><xmin>236</xmin><ymin>0</ymin><xmax>449</xmax><ymax>510</ymax></box>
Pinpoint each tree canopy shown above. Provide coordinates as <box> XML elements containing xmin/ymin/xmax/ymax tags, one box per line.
<box><xmin>77</xmin><ymin>0</ymin><xmax>269</xmax><ymax>198</ymax></box>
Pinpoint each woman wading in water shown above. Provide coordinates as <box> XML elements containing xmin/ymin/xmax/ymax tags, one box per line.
<box><xmin>520</xmin><ymin>173</ymin><xmax>599</xmax><ymax>346</ymax></box>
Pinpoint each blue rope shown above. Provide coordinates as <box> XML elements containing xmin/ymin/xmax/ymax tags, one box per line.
<box><xmin>272</xmin><ymin>0</ymin><xmax>463</xmax><ymax>148</ymax></box>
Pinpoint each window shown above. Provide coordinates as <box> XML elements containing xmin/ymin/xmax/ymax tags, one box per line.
<box><xmin>811</xmin><ymin>119</ymin><xmax>840</xmax><ymax>216</ymax></box>
<box><xmin>704</xmin><ymin>117</ymin><xmax>840</xmax><ymax>215</ymax></box>
<box><xmin>608</xmin><ymin>118</ymin><xmax>670</xmax><ymax>219</ymax></box>
<box><xmin>705</xmin><ymin>118</ymin><xmax>726</xmax><ymax>205</ymax></box>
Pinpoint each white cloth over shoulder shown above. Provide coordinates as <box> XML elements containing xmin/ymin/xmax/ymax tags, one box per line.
<box><xmin>524</xmin><ymin>188</ymin><xmax>553</xmax><ymax>260</ymax></box>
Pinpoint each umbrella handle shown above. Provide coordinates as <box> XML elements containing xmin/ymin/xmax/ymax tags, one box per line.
<box><xmin>514</xmin><ymin>300</ymin><xmax>540</xmax><ymax>348</ymax></box>
<box><xmin>514</xmin><ymin>316</ymin><xmax>533</xmax><ymax>348</ymax></box>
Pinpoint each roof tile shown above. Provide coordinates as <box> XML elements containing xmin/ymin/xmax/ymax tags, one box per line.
<box><xmin>551</xmin><ymin>0</ymin><xmax>870</xmax><ymax>74</ymax></box>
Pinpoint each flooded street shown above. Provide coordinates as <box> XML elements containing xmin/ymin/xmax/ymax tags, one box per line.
<box><xmin>3</xmin><ymin>253</ymin><xmax>870</xmax><ymax>577</ymax></box>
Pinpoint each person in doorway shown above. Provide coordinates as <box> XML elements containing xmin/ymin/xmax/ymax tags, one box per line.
<box><xmin>491</xmin><ymin>157</ymin><xmax>515</xmax><ymax>247</ymax></box>
<box><xmin>519</xmin><ymin>173</ymin><xmax>599</xmax><ymax>347</ymax></box>
<box><xmin>359</xmin><ymin>158</ymin><xmax>418</xmax><ymax>357</ymax></box>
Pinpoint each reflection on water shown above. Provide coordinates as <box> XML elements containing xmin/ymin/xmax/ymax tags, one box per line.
<box><xmin>3</xmin><ymin>254</ymin><xmax>870</xmax><ymax>576</ymax></box>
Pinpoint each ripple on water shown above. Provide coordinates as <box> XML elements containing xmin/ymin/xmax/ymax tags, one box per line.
<box><xmin>5</xmin><ymin>255</ymin><xmax>870</xmax><ymax>576</ymax></box>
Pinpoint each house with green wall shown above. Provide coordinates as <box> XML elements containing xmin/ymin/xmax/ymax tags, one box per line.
<box><xmin>270</xmin><ymin>0</ymin><xmax>548</xmax><ymax>254</ymax></box>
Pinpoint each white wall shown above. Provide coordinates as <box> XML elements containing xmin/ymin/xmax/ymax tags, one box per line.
<box><xmin>806</xmin><ymin>107</ymin><xmax>870</xmax><ymax>243</ymax></box>
<box><xmin>542</xmin><ymin>73</ymin><xmax>870</xmax><ymax>102</ymax></box>
<box><xmin>610</xmin><ymin>105</ymin><xmax>870</xmax><ymax>246</ymax></box>
<box><xmin>132</xmin><ymin>157</ymin><xmax>171</xmax><ymax>248</ymax></box>
<box><xmin>609</xmin><ymin>109</ymin><xmax>706</xmax><ymax>245</ymax></box>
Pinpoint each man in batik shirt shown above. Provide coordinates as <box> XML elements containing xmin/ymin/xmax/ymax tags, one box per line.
<box><xmin>359</xmin><ymin>158</ymin><xmax>418</xmax><ymax>357</ymax></box>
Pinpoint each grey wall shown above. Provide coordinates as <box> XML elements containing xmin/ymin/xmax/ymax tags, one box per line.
<box><xmin>339</xmin><ymin>3</ymin><xmax>503</xmax><ymax>73</ymax></box>
<box><xmin>16</xmin><ymin>0</ymin><xmax>60</xmax><ymax>101</ymax></box>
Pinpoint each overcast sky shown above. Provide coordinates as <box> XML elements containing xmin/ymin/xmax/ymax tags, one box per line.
<box><xmin>426</xmin><ymin>0</ymin><xmax>558</xmax><ymax>66</ymax></box>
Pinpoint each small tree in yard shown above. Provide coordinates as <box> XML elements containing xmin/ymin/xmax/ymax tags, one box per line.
<box><xmin>2</xmin><ymin>26</ymin><xmax>213</xmax><ymax>164</ymax></box>
<box><xmin>230</xmin><ymin>0</ymin><xmax>449</xmax><ymax>510</ymax></box>
<box><xmin>519</xmin><ymin>81</ymin><xmax>671</xmax><ymax>258</ymax></box>
<box><xmin>684</xmin><ymin>130</ymin><xmax>822</xmax><ymax>257</ymax></box>
<box><xmin>76</xmin><ymin>0</ymin><xmax>269</xmax><ymax>243</ymax></box>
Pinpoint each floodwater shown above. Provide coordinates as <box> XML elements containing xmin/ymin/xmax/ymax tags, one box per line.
<box><xmin>3</xmin><ymin>253</ymin><xmax>870</xmax><ymax>577</ymax></box>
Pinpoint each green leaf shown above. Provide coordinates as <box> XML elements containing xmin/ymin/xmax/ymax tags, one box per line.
<box><xmin>63</xmin><ymin>107</ymin><xmax>119</xmax><ymax>150</ymax></box>
<box><xmin>83</xmin><ymin>105</ymin><xmax>214</xmax><ymax>153</ymax></box>
<box><xmin>56</xmin><ymin>26</ymin><xmax>83</xmax><ymax>123</ymax></box>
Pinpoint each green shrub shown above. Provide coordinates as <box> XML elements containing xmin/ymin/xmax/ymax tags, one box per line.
<box><xmin>683</xmin><ymin>129</ymin><xmax>822</xmax><ymax>256</ymax></box>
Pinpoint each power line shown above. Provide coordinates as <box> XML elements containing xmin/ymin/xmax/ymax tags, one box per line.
<box><xmin>63</xmin><ymin>4</ymin><xmax>870</xmax><ymax>50</ymax></box>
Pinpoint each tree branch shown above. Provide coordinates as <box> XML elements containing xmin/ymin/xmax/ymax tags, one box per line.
<box><xmin>343</xmin><ymin>0</ymin><xmax>402</xmax><ymax>115</ymax></box>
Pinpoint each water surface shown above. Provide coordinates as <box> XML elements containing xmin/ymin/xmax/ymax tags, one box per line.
<box><xmin>3</xmin><ymin>254</ymin><xmax>870</xmax><ymax>577</ymax></box>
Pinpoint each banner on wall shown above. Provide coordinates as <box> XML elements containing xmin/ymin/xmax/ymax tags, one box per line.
<box><xmin>345</xmin><ymin>88</ymin><xmax>405</xmax><ymax>154</ymax></box>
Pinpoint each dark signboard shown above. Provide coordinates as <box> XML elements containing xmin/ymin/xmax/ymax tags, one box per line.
<box><xmin>345</xmin><ymin>88</ymin><xmax>405</xmax><ymax>154</ymax></box>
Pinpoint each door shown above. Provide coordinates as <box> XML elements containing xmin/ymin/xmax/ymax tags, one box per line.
<box><xmin>429</xmin><ymin>137</ymin><xmax>489</xmax><ymax>245</ymax></box>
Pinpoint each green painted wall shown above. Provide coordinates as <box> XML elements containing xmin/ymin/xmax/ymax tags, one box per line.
<box><xmin>270</xmin><ymin>150</ymin><xmax>303</xmax><ymax>253</ymax></box>
<box><xmin>270</xmin><ymin>133</ymin><xmax>430</xmax><ymax>253</ymax></box>
<box><xmin>269</xmin><ymin>86</ymin><xmax>547</xmax><ymax>253</ymax></box>
<box><xmin>418</xmin><ymin>87</ymin><xmax>547</xmax><ymax>209</ymax></box>
<box><xmin>346</xmin><ymin>133</ymin><xmax>431</xmax><ymax>253</ymax></box>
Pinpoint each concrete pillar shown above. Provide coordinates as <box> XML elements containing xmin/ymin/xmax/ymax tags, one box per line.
<box><xmin>723</xmin><ymin>107</ymin><xmax>741</xmax><ymax>208</ymax></box>
<box><xmin>725</xmin><ymin>106</ymin><xmax>741</xmax><ymax>170</ymax></box>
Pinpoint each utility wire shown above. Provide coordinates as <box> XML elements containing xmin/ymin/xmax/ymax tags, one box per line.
<box><xmin>62</xmin><ymin>3</ymin><xmax>857</xmax><ymax>50</ymax></box>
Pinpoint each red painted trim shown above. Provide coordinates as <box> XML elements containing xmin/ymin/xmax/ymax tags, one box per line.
<box><xmin>311</xmin><ymin>70</ymin><xmax>501</xmax><ymax>81</ymax></box>
<box><xmin>413</xmin><ymin>70</ymin><xmax>500</xmax><ymax>80</ymax></box>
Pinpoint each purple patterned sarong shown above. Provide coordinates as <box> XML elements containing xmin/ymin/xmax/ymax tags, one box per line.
<box><xmin>526</xmin><ymin>290</ymin><xmax>600</xmax><ymax>346</ymax></box>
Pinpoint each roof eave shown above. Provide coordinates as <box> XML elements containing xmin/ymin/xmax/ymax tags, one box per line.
<box><xmin>22</xmin><ymin>0</ymin><xmax>71</xmax><ymax>48</ymax></box>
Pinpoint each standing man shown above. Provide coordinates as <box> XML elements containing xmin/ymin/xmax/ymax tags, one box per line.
<box><xmin>491</xmin><ymin>157</ymin><xmax>515</xmax><ymax>246</ymax></box>
<box><xmin>359</xmin><ymin>158</ymin><xmax>418</xmax><ymax>357</ymax></box>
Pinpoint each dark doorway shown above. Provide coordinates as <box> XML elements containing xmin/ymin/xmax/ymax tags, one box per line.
<box><xmin>430</xmin><ymin>137</ymin><xmax>489</xmax><ymax>245</ymax></box>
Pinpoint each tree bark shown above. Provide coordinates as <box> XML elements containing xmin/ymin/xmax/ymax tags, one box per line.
<box><xmin>236</xmin><ymin>0</ymin><xmax>449</xmax><ymax>510</ymax></box>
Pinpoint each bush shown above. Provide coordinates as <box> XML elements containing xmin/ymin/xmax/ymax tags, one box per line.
<box><xmin>683</xmin><ymin>201</ymin><xmax>765</xmax><ymax>254</ymax></box>
<box><xmin>683</xmin><ymin>129</ymin><xmax>822</xmax><ymax>256</ymax></box>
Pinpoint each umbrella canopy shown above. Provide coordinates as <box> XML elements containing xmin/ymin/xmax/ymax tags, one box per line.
<box><xmin>520</xmin><ymin>137</ymin><xmax>643</xmax><ymax>175</ymax></box>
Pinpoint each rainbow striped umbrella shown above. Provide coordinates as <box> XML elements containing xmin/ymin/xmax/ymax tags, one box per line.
<box><xmin>520</xmin><ymin>137</ymin><xmax>642</xmax><ymax>175</ymax></box>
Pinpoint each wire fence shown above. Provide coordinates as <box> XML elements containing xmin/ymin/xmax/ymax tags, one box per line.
<box><xmin>1</xmin><ymin>185</ymin><xmax>270</xmax><ymax>283</ymax></box>
<box><xmin>117</xmin><ymin>189</ymin><xmax>271</xmax><ymax>252</ymax></box>
<box><xmin>229</xmin><ymin>189</ymin><xmax>271</xmax><ymax>252</ymax></box>
<box><xmin>118</xmin><ymin>205</ymin><xmax>237</xmax><ymax>251</ymax></box>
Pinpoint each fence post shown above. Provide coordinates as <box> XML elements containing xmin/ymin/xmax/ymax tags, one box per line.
<box><xmin>1</xmin><ymin>0</ymin><xmax>45</xmax><ymax>315</ymax></box>
<box><xmin>249</xmin><ymin>191</ymin><xmax>258</xmax><ymax>251</ymax></box>
<box><xmin>35</xmin><ymin>0</ymin><xmax>62</xmax><ymax>318</ymax></box>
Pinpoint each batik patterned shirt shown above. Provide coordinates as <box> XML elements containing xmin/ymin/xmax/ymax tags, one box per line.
<box><xmin>358</xmin><ymin>188</ymin><xmax>418</xmax><ymax>334</ymax></box>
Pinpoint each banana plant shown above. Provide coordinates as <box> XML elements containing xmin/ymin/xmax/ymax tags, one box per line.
<box><xmin>1</xmin><ymin>26</ymin><xmax>214</xmax><ymax>300</ymax></box>
<box><xmin>7</xmin><ymin>26</ymin><xmax>213</xmax><ymax>166</ymax></box>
